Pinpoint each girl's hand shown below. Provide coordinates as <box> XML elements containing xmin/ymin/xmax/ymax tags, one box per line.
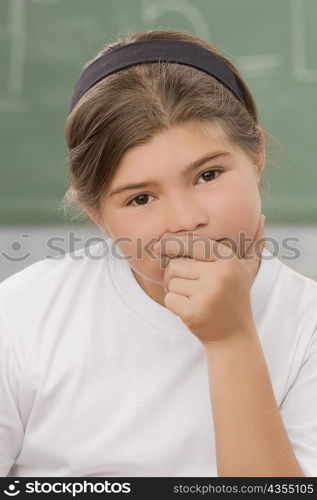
<box><xmin>153</xmin><ymin>215</ymin><xmax>266</xmax><ymax>346</ymax></box>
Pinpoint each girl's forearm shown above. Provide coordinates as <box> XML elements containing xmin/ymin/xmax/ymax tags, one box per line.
<box><xmin>204</xmin><ymin>330</ymin><xmax>305</xmax><ymax>477</ymax></box>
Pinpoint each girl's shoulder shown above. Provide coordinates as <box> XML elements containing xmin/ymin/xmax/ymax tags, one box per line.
<box><xmin>274</xmin><ymin>249</ymin><xmax>317</xmax><ymax>297</ymax></box>
<box><xmin>0</xmin><ymin>240</ymin><xmax>108</xmax><ymax>308</ymax></box>
<box><xmin>262</xmin><ymin>246</ymin><xmax>317</xmax><ymax>291</ymax></box>
<box><xmin>254</xmin><ymin>247</ymin><xmax>317</xmax><ymax>330</ymax></box>
<box><xmin>264</xmin><ymin>247</ymin><xmax>317</xmax><ymax>330</ymax></box>
<box><xmin>0</xmin><ymin>240</ymin><xmax>110</xmax><ymax>368</ymax></box>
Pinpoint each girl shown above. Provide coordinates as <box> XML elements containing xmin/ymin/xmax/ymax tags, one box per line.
<box><xmin>1</xmin><ymin>29</ymin><xmax>317</xmax><ymax>478</ymax></box>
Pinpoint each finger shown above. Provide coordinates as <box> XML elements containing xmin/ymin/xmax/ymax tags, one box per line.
<box><xmin>166</xmin><ymin>276</ymin><xmax>198</xmax><ymax>297</ymax></box>
<box><xmin>163</xmin><ymin>257</ymin><xmax>200</xmax><ymax>291</ymax></box>
<box><xmin>153</xmin><ymin>234</ymin><xmax>233</xmax><ymax>262</ymax></box>
<box><xmin>164</xmin><ymin>291</ymin><xmax>190</xmax><ymax>317</ymax></box>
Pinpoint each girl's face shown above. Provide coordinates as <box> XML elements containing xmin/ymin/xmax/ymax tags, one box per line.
<box><xmin>88</xmin><ymin>120</ymin><xmax>265</xmax><ymax>306</ymax></box>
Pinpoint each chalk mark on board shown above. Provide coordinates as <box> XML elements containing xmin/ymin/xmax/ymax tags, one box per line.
<box><xmin>291</xmin><ymin>0</ymin><xmax>317</xmax><ymax>82</ymax></box>
<box><xmin>140</xmin><ymin>0</ymin><xmax>281</xmax><ymax>79</ymax></box>
<box><xmin>1</xmin><ymin>0</ymin><xmax>60</xmax><ymax>112</ymax></box>
<box><xmin>31</xmin><ymin>0</ymin><xmax>60</xmax><ymax>3</ymax></box>
<box><xmin>0</xmin><ymin>0</ymin><xmax>27</xmax><ymax>112</ymax></box>
<box><xmin>236</xmin><ymin>54</ymin><xmax>282</xmax><ymax>78</ymax></box>
<box><xmin>141</xmin><ymin>0</ymin><xmax>210</xmax><ymax>42</ymax></box>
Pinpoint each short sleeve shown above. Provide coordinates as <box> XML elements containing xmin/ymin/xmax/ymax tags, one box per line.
<box><xmin>0</xmin><ymin>315</ymin><xmax>24</xmax><ymax>476</ymax></box>
<box><xmin>279</xmin><ymin>327</ymin><xmax>317</xmax><ymax>477</ymax></box>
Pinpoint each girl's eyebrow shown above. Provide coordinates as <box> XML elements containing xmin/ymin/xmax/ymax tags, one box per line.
<box><xmin>108</xmin><ymin>151</ymin><xmax>230</xmax><ymax>197</ymax></box>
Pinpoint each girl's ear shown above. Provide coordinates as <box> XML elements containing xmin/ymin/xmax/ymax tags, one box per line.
<box><xmin>83</xmin><ymin>206</ymin><xmax>103</xmax><ymax>229</ymax></box>
<box><xmin>84</xmin><ymin>207</ymin><xmax>111</xmax><ymax>238</ymax></box>
<box><xmin>254</xmin><ymin>125</ymin><xmax>266</xmax><ymax>177</ymax></box>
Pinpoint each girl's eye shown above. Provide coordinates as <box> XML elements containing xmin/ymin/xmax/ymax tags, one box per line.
<box><xmin>125</xmin><ymin>168</ymin><xmax>222</xmax><ymax>207</ymax></box>
<box><xmin>126</xmin><ymin>193</ymin><xmax>155</xmax><ymax>207</ymax></box>
<box><xmin>195</xmin><ymin>168</ymin><xmax>222</xmax><ymax>185</ymax></box>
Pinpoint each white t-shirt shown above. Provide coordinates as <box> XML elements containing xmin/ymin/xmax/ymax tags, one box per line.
<box><xmin>0</xmin><ymin>241</ymin><xmax>317</xmax><ymax>477</ymax></box>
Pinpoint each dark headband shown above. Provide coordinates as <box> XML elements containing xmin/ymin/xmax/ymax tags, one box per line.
<box><xmin>69</xmin><ymin>38</ymin><xmax>246</xmax><ymax>112</ymax></box>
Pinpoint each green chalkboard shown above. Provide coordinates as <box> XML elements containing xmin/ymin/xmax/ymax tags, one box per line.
<box><xmin>1</xmin><ymin>0</ymin><xmax>316</xmax><ymax>224</ymax></box>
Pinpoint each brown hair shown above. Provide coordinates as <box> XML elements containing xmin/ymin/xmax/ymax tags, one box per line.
<box><xmin>62</xmin><ymin>28</ymin><xmax>273</xmax><ymax>225</ymax></box>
